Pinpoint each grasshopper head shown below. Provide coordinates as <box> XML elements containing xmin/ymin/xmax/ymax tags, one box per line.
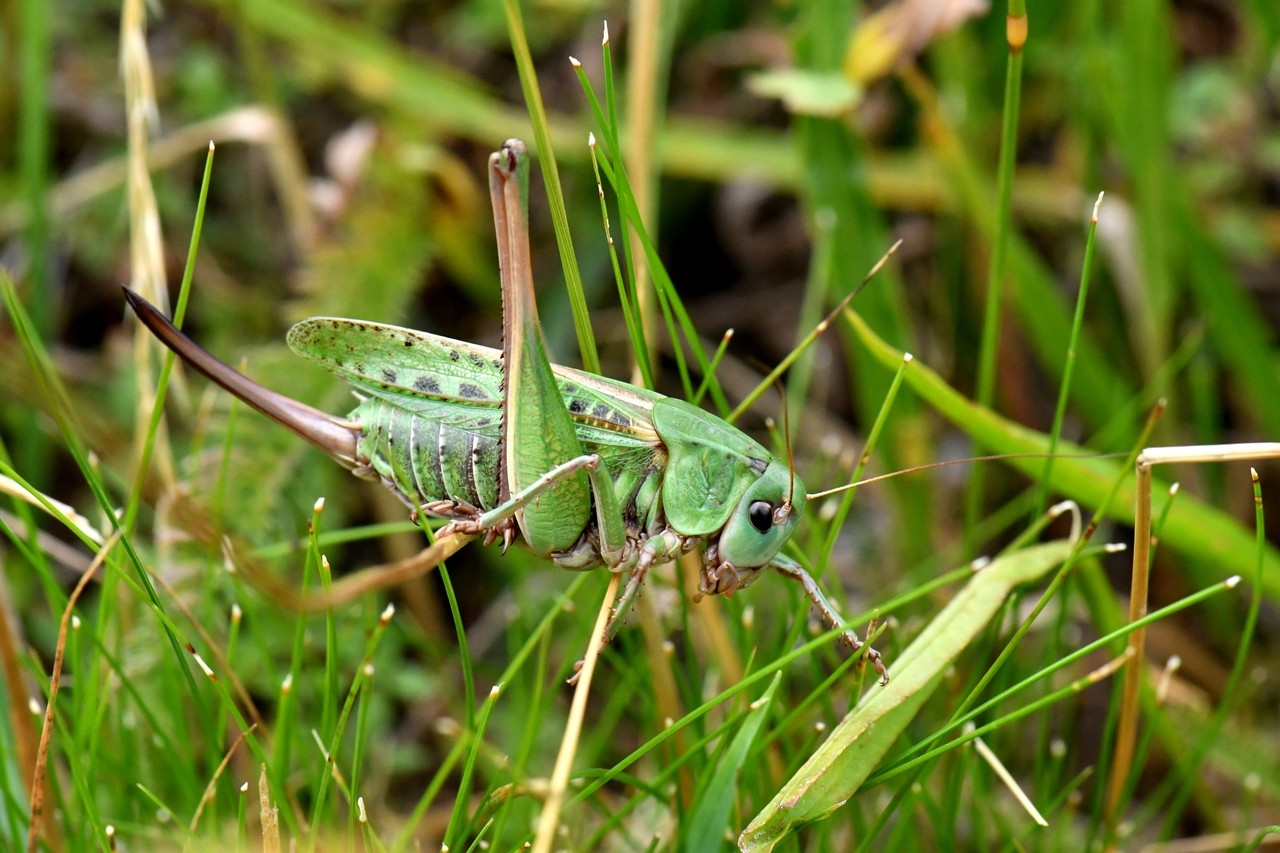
<box><xmin>714</xmin><ymin>460</ymin><xmax>807</xmax><ymax>575</ymax></box>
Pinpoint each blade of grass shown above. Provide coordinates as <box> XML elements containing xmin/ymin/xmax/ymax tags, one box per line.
<box><xmin>1</xmin><ymin>273</ymin><xmax>202</xmax><ymax>705</ymax></box>
<box><xmin>499</xmin><ymin>0</ymin><xmax>599</xmax><ymax>373</ymax></box>
<box><xmin>1179</xmin><ymin>199</ymin><xmax>1280</xmax><ymax>436</ymax></box>
<box><xmin>308</xmin><ymin>604</ymin><xmax>398</xmax><ymax>853</ymax></box>
<box><xmin>26</xmin><ymin>531</ymin><xmax>120</xmax><ymax>853</ymax></box>
<box><xmin>12</xmin><ymin>0</ymin><xmax>55</xmax><ymax>537</ymax></box>
<box><xmin>1157</xmin><ymin>468</ymin><xmax>1265</xmax><ymax>834</ymax></box>
<box><xmin>573</xmin><ymin>62</ymin><xmax>725</xmax><ymax>409</ymax></box>
<box><xmin>842</xmin><ymin>308</ymin><xmax>1280</xmax><ymax>598</ymax></box>
<box><xmin>124</xmin><ymin>142</ymin><xmax>215</xmax><ymax>533</ymax></box>
<box><xmin>17</xmin><ymin>0</ymin><xmax>50</xmax><ymax>337</ymax></box>
<box><xmin>739</xmin><ymin>540</ymin><xmax>1073</xmax><ymax>851</ymax></box>
<box><xmin>587</xmin><ymin>133</ymin><xmax>654</xmax><ymax>387</ymax></box>
<box><xmin>562</xmin><ymin>609</ymin><xmax>893</xmax><ymax>816</ymax></box>
<box><xmin>966</xmin><ymin>0</ymin><xmax>1028</xmax><ymax>546</ymax></box>
<box><xmin>684</xmin><ymin>674</ymin><xmax>779</xmax><ymax>852</ymax></box>
<box><xmin>1035</xmin><ymin>193</ymin><xmax>1103</xmax><ymax>515</ymax></box>
<box><xmin>875</xmin><ymin>572</ymin><xmax>1239</xmax><ymax>785</ymax></box>
<box><xmin>899</xmin><ymin>67</ymin><xmax>1134</xmax><ymax>430</ymax></box>
<box><xmin>531</xmin><ymin>573</ymin><xmax>620</xmax><ymax>853</ymax></box>
<box><xmin>624</xmin><ymin>1</ymin><xmax>676</xmax><ymax>388</ymax></box>
<box><xmin>812</xmin><ymin>352</ymin><xmax>912</xmax><ymax>579</ymax></box>
<box><xmin>1109</xmin><ymin>0</ymin><xmax>1177</xmax><ymax>379</ymax></box>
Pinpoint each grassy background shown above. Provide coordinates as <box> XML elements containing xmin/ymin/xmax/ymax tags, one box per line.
<box><xmin>2</xmin><ymin>0</ymin><xmax>1279</xmax><ymax>849</ymax></box>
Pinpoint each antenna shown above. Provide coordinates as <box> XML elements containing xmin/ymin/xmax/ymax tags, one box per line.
<box><xmin>776</xmin><ymin>381</ymin><xmax>796</xmax><ymax>524</ymax></box>
<box><xmin>805</xmin><ymin>452</ymin><xmax>1124</xmax><ymax>501</ymax></box>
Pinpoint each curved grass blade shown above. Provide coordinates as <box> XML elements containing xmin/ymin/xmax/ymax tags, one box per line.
<box><xmin>739</xmin><ymin>540</ymin><xmax>1073</xmax><ymax>851</ymax></box>
<box><xmin>684</xmin><ymin>674</ymin><xmax>780</xmax><ymax>853</ymax></box>
<box><xmin>842</xmin><ymin>308</ymin><xmax>1280</xmax><ymax>599</ymax></box>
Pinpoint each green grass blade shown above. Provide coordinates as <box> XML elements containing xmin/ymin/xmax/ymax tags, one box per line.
<box><xmin>124</xmin><ymin>142</ymin><xmax>215</xmax><ymax>532</ymax></box>
<box><xmin>1</xmin><ymin>274</ymin><xmax>201</xmax><ymax>698</ymax></box>
<box><xmin>875</xmin><ymin>572</ymin><xmax>1239</xmax><ymax>784</ymax></box>
<box><xmin>587</xmin><ymin>134</ymin><xmax>654</xmax><ymax>387</ymax></box>
<box><xmin>967</xmin><ymin>2</ymin><xmax>1027</xmax><ymax>541</ymax></box>
<box><xmin>444</xmin><ymin>684</ymin><xmax>500</xmax><ymax>849</ymax></box>
<box><xmin>500</xmin><ymin>0</ymin><xmax>599</xmax><ymax>373</ymax></box>
<box><xmin>843</xmin><ymin>308</ymin><xmax>1280</xmax><ymax>599</ymax></box>
<box><xmin>1179</xmin><ymin>203</ymin><xmax>1280</xmax><ymax>436</ymax></box>
<box><xmin>683</xmin><ymin>674</ymin><xmax>779</xmax><ymax>852</ymax></box>
<box><xmin>813</xmin><ymin>351</ymin><xmax>912</xmax><ymax>578</ymax></box>
<box><xmin>17</xmin><ymin>0</ymin><xmax>50</xmax><ymax>336</ymax></box>
<box><xmin>1036</xmin><ymin>194</ymin><xmax>1102</xmax><ymax>515</ymax></box>
<box><xmin>1157</xmin><ymin>470</ymin><xmax>1266</xmax><ymax>834</ymax></box>
<box><xmin>739</xmin><ymin>541</ymin><xmax>1072</xmax><ymax>851</ymax></box>
<box><xmin>308</xmin><ymin>603</ymin><xmax>397</xmax><ymax>852</ymax></box>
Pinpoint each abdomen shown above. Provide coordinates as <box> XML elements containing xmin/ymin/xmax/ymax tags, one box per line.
<box><xmin>355</xmin><ymin>398</ymin><xmax>502</xmax><ymax>514</ymax></box>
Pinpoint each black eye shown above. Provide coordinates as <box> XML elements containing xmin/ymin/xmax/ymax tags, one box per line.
<box><xmin>748</xmin><ymin>501</ymin><xmax>773</xmax><ymax>533</ymax></box>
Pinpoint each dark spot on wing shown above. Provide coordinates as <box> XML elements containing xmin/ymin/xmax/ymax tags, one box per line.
<box><xmin>403</xmin><ymin>339</ymin><xmax>414</xmax><ymax>347</ymax></box>
<box><xmin>458</xmin><ymin>383</ymin><xmax>484</xmax><ymax>399</ymax></box>
<box><xmin>414</xmin><ymin>376</ymin><xmax>441</xmax><ymax>394</ymax></box>
<box><xmin>449</xmin><ymin>350</ymin><xmax>460</xmax><ymax>361</ymax></box>
<box><xmin>592</xmin><ymin>404</ymin><xmax>610</xmax><ymax>419</ymax></box>
<box><xmin>468</xmin><ymin>352</ymin><xmax>486</xmax><ymax>368</ymax></box>
<box><xmin>382</xmin><ymin>369</ymin><xmax>397</xmax><ymax>383</ymax></box>
<box><xmin>568</xmin><ymin>399</ymin><xmax>586</xmax><ymax>414</ymax></box>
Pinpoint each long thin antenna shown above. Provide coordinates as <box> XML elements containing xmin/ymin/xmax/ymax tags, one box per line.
<box><xmin>781</xmin><ymin>381</ymin><xmax>795</xmax><ymax>516</ymax></box>
<box><xmin>806</xmin><ymin>452</ymin><xmax>1125</xmax><ymax>501</ymax></box>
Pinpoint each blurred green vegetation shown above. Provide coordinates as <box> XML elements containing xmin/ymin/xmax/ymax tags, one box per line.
<box><xmin>2</xmin><ymin>0</ymin><xmax>1279</xmax><ymax>849</ymax></box>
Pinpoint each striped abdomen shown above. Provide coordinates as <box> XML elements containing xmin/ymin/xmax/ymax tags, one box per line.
<box><xmin>351</xmin><ymin>396</ymin><xmax>670</xmax><ymax>545</ymax></box>
<box><xmin>354</xmin><ymin>398</ymin><xmax>502</xmax><ymax>515</ymax></box>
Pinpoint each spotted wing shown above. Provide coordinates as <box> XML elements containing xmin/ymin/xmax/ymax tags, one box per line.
<box><xmin>289</xmin><ymin>318</ymin><xmax>662</xmax><ymax>450</ymax></box>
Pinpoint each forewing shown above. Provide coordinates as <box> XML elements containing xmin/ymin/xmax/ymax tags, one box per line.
<box><xmin>551</xmin><ymin>365</ymin><xmax>661</xmax><ymax>448</ymax></box>
<box><xmin>288</xmin><ymin>318</ymin><xmax>504</xmax><ymax>434</ymax></box>
<box><xmin>290</xmin><ymin>317</ymin><xmax>666</xmax><ymax>451</ymax></box>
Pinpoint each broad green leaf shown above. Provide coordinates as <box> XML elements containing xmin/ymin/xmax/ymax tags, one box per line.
<box><xmin>739</xmin><ymin>540</ymin><xmax>1072</xmax><ymax>851</ymax></box>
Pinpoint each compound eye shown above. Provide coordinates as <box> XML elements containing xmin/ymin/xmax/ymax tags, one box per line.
<box><xmin>748</xmin><ymin>500</ymin><xmax>773</xmax><ymax>533</ymax></box>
